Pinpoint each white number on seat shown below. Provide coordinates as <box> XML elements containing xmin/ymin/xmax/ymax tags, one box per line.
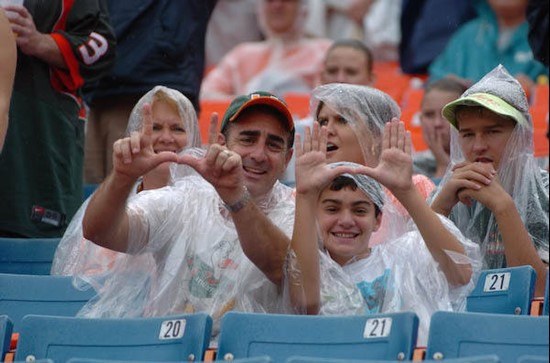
<box><xmin>159</xmin><ymin>319</ymin><xmax>186</xmax><ymax>340</ymax></box>
<box><xmin>363</xmin><ymin>317</ymin><xmax>392</xmax><ymax>338</ymax></box>
<box><xmin>483</xmin><ymin>272</ymin><xmax>511</xmax><ymax>292</ymax></box>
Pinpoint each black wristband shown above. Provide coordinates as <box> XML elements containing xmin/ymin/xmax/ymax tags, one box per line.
<box><xmin>223</xmin><ymin>187</ymin><xmax>251</xmax><ymax>213</ymax></box>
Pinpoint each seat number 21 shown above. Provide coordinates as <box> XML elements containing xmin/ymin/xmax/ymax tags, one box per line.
<box><xmin>363</xmin><ymin>317</ymin><xmax>392</xmax><ymax>338</ymax></box>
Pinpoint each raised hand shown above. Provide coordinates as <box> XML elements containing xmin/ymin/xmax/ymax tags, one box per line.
<box><xmin>354</xmin><ymin>119</ymin><xmax>414</xmax><ymax>194</ymax></box>
<box><xmin>295</xmin><ymin>122</ymin><xmax>357</xmax><ymax>196</ymax></box>
<box><xmin>112</xmin><ymin>103</ymin><xmax>178</xmax><ymax>183</ymax></box>
<box><xmin>424</xmin><ymin>127</ymin><xmax>450</xmax><ymax>176</ymax></box>
<box><xmin>177</xmin><ymin>112</ymin><xmax>245</xmax><ymax>204</ymax></box>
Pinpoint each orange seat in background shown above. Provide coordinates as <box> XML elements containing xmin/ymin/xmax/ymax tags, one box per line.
<box><xmin>534</xmin><ymin>127</ymin><xmax>549</xmax><ymax>157</ymax></box>
<box><xmin>198</xmin><ymin>99</ymin><xmax>232</xmax><ymax>144</ymax></box>
<box><xmin>284</xmin><ymin>92</ymin><xmax>311</xmax><ymax>120</ymax></box>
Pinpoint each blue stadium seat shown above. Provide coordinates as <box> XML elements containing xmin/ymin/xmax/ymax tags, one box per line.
<box><xmin>0</xmin><ymin>273</ymin><xmax>96</xmax><ymax>331</ymax></box>
<box><xmin>83</xmin><ymin>184</ymin><xmax>98</xmax><ymax>200</ymax></box>
<box><xmin>0</xmin><ymin>315</ymin><xmax>13</xmax><ymax>362</ymax></box>
<box><xmin>67</xmin><ymin>357</ymin><xmax>272</xmax><ymax>363</ymax></box>
<box><xmin>217</xmin><ymin>312</ymin><xmax>418</xmax><ymax>363</ymax></box>
<box><xmin>543</xmin><ymin>269</ymin><xmax>549</xmax><ymax>316</ymax></box>
<box><xmin>285</xmin><ymin>355</ymin><xmax>500</xmax><ymax>363</ymax></box>
<box><xmin>0</xmin><ymin>237</ymin><xmax>60</xmax><ymax>275</ymax></box>
<box><xmin>466</xmin><ymin>266</ymin><xmax>536</xmax><ymax>315</ymax></box>
<box><xmin>14</xmin><ymin>313</ymin><xmax>212</xmax><ymax>362</ymax></box>
<box><xmin>517</xmin><ymin>356</ymin><xmax>549</xmax><ymax>363</ymax></box>
<box><xmin>426</xmin><ymin>311</ymin><xmax>549</xmax><ymax>363</ymax></box>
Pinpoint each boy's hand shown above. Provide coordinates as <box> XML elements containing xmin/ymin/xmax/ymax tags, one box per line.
<box><xmin>457</xmin><ymin>174</ymin><xmax>510</xmax><ymax>212</ymax></box>
<box><xmin>432</xmin><ymin>161</ymin><xmax>496</xmax><ymax>215</ymax></box>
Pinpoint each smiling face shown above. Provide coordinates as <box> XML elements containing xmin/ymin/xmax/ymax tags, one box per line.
<box><xmin>224</xmin><ymin>108</ymin><xmax>293</xmax><ymax>197</ymax></box>
<box><xmin>150</xmin><ymin>99</ymin><xmax>188</xmax><ymax>153</ymax></box>
<box><xmin>316</xmin><ymin>103</ymin><xmax>378</xmax><ymax>167</ymax></box>
<box><xmin>456</xmin><ymin>107</ymin><xmax>517</xmax><ymax>170</ymax></box>
<box><xmin>321</xmin><ymin>45</ymin><xmax>374</xmax><ymax>86</ymax></box>
<box><xmin>318</xmin><ymin>183</ymin><xmax>382</xmax><ymax>266</ymax></box>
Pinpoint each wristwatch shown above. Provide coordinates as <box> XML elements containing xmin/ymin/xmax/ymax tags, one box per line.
<box><xmin>223</xmin><ymin>187</ymin><xmax>251</xmax><ymax>213</ymax></box>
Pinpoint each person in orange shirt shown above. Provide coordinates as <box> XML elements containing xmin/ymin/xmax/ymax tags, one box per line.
<box><xmin>201</xmin><ymin>0</ymin><xmax>332</xmax><ymax>99</ymax></box>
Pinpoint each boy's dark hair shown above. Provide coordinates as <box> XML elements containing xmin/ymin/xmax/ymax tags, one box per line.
<box><xmin>328</xmin><ymin>175</ymin><xmax>382</xmax><ymax>217</ymax></box>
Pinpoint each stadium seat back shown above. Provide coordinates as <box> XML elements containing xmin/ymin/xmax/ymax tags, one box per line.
<box><xmin>466</xmin><ymin>266</ymin><xmax>536</xmax><ymax>315</ymax></box>
<box><xmin>0</xmin><ymin>273</ymin><xmax>96</xmax><ymax>331</ymax></box>
<box><xmin>14</xmin><ymin>313</ymin><xmax>212</xmax><ymax>363</ymax></box>
<box><xmin>543</xmin><ymin>269</ymin><xmax>549</xmax><ymax>316</ymax></box>
<box><xmin>517</xmin><ymin>356</ymin><xmax>549</xmax><ymax>363</ymax></box>
<box><xmin>0</xmin><ymin>238</ymin><xmax>60</xmax><ymax>275</ymax></box>
<box><xmin>217</xmin><ymin>312</ymin><xmax>418</xmax><ymax>363</ymax></box>
<box><xmin>67</xmin><ymin>357</ymin><xmax>272</xmax><ymax>363</ymax></box>
<box><xmin>426</xmin><ymin>311</ymin><xmax>549</xmax><ymax>363</ymax></box>
<box><xmin>285</xmin><ymin>354</ymin><xmax>501</xmax><ymax>363</ymax></box>
<box><xmin>0</xmin><ymin>315</ymin><xmax>13</xmax><ymax>362</ymax></box>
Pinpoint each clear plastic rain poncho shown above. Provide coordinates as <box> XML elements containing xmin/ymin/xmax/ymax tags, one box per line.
<box><xmin>431</xmin><ymin>65</ymin><xmax>549</xmax><ymax>268</ymax></box>
<box><xmin>78</xmin><ymin>172</ymin><xmax>296</xmax><ymax>337</ymax></box>
<box><xmin>297</xmin><ymin>162</ymin><xmax>481</xmax><ymax>345</ymax></box>
<box><xmin>50</xmin><ymin>86</ymin><xmax>201</xmax><ymax>276</ymax></box>
<box><xmin>200</xmin><ymin>0</ymin><xmax>331</xmax><ymax>99</ymax></box>
<box><xmin>310</xmin><ymin>83</ymin><xmax>436</xmax><ymax>246</ymax></box>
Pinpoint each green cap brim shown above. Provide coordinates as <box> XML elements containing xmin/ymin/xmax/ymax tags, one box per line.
<box><xmin>442</xmin><ymin>92</ymin><xmax>527</xmax><ymax>129</ymax></box>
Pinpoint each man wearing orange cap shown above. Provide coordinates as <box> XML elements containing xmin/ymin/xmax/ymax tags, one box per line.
<box><xmin>81</xmin><ymin>91</ymin><xmax>296</xmax><ymax>331</ymax></box>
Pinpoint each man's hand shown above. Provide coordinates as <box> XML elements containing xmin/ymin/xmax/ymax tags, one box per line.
<box><xmin>112</xmin><ymin>103</ymin><xmax>179</xmax><ymax>185</ymax></box>
<box><xmin>3</xmin><ymin>5</ymin><xmax>43</xmax><ymax>56</ymax></box>
<box><xmin>177</xmin><ymin>113</ymin><xmax>245</xmax><ymax>204</ymax></box>
<box><xmin>3</xmin><ymin>4</ymin><xmax>66</xmax><ymax>68</ymax></box>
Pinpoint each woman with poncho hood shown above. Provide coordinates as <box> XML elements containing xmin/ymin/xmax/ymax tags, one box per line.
<box><xmin>430</xmin><ymin>64</ymin><xmax>549</xmax><ymax>296</ymax></box>
<box><xmin>51</xmin><ymin>86</ymin><xmax>201</xmax><ymax>276</ymax></box>
<box><xmin>200</xmin><ymin>0</ymin><xmax>332</xmax><ymax>99</ymax></box>
<box><xmin>310</xmin><ymin>83</ymin><xmax>437</xmax><ymax>245</ymax></box>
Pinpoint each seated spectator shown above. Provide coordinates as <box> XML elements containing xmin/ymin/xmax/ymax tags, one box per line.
<box><xmin>0</xmin><ymin>9</ymin><xmax>16</xmax><ymax>153</ymax></box>
<box><xmin>311</xmin><ymin>83</ymin><xmax>436</xmax><ymax>245</ymax></box>
<box><xmin>305</xmin><ymin>0</ymin><xmax>401</xmax><ymax>61</ymax></box>
<box><xmin>429</xmin><ymin>0</ymin><xmax>548</xmax><ymax>93</ymax></box>
<box><xmin>287</xmin><ymin>121</ymin><xmax>480</xmax><ymax>344</ymax></box>
<box><xmin>78</xmin><ymin>92</ymin><xmax>296</xmax><ymax>335</ymax></box>
<box><xmin>205</xmin><ymin>0</ymin><xmax>263</xmax><ymax>68</ymax></box>
<box><xmin>320</xmin><ymin>38</ymin><xmax>375</xmax><ymax>86</ymax></box>
<box><xmin>201</xmin><ymin>0</ymin><xmax>332</xmax><ymax>99</ymax></box>
<box><xmin>51</xmin><ymin>86</ymin><xmax>201</xmax><ymax>276</ymax></box>
<box><xmin>413</xmin><ymin>78</ymin><xmax>468</xmax><ymax>184</ymax></box>
<box><xmin>431</xmin><ymin>65</ymin><xmax>549</xmax><ymax>296</ymax></box>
